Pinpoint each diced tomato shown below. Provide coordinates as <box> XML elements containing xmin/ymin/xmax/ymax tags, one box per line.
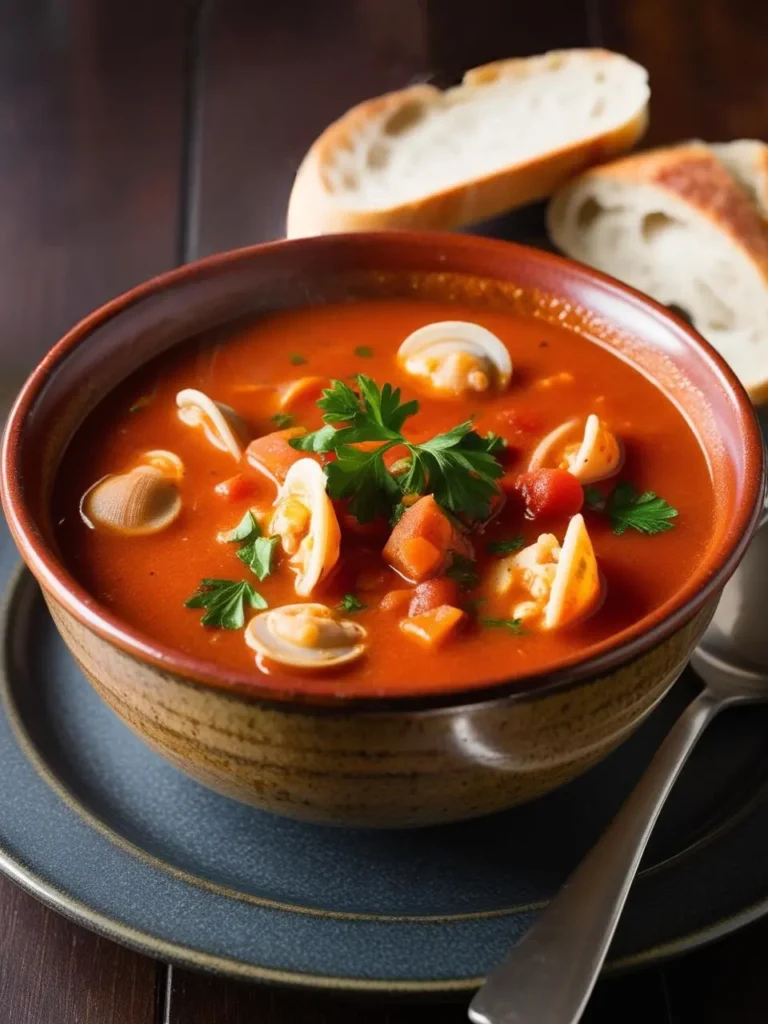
<box><xmin>245</xmin><ymin>427</ymin><xmax>309</xmax><ymax>485</ymax></box>
<box><xmin>383</xmin><ymin>495</ymin><xmax>472</xmax><ymax>583</ymax></box>
<box><xmin>516</xmin><ymin>468</ymin><xmax>584</xmax><ymax>519</ymax></box>
<box><xmin>408</xmin><ymin>577</ymin><xmax>461</xmax><ymax>617</ymax></box>
<box><xmin>380</xmin><ymin>589</ymin><xmax>413</xmax><ymax>613</ymax></box>
<box><xmin>214</xmin><ymin>473</ymin><xmax>258</xmax><ymax>502</ymax></box>
<box><xmin>400</xmin><ymin>605</ymin><xmax>466</xmax><ymax>647</ymax></box>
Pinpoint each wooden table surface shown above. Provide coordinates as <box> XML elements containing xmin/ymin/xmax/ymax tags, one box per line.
<box><xmin>1</xmin><ymin>1</ymin><xmax>767</xmax><ymax>1020</ymax></box>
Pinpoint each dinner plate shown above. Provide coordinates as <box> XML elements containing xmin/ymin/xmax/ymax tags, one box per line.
<box><xmin>2</xmin><ymin>507</ymin><xmax>768</xmax><ymax>994</ymax></box>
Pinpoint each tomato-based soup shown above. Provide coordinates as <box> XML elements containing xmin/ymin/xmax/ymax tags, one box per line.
<box><xmin>54</xmin><ymin>297</ymin><xmax>715</xmax><ymax>697</ymax></box>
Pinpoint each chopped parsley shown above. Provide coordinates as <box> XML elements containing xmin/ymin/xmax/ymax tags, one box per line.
<box><xmin>337</xmin><ymin>593</ymin><xmax>366</xmax><ymax>614</ymax></box>
<box><xmin>271</xmin><ymin>412</ymin><xmax>295</xmax><ymax>429</ymax></box>
<box><xmin>584</xmin><ymin>482</ymin><xmax>678</xmax><ymax>535</ymax></box>
<box><xmin>237</xmin><ymin>535</ymin><xmax>279</xmax><ymax>580</ymax></box>
<box><xmin>486</xmin><ymin>535</ymin><xmax>524</xmax><ymax>556</ymax></box>
<box><xmin>219</xmin><ymin>509</ymin><xmax>280</xmax><ymax>580</ymax></box>
<box><xmin>446</xmin><ymin>555</ymin><xmax>479</xmax><ymax>590</ymax></box>
<box><xmin>354</xmin><ymin>345</ymin><xmax>374</xmax><ymax>358</ymax></box>
<box><xmin>606</xmin><ymin>483</ymin><xmax>678</xmax><ymax>535</ymax></box>
<box><xmin>218</xmin><ymin>510</ymin><xmax>260</xmax><ymax>544</ymax></box>
<box><xmin>289</xmin><ymin>353</ymin><xmax>307</xmax><ymax>366</ymax></box>
<box><xmin>128</xmin><ymin>391</ymin><xmax>155</xmax><ymax>413</ymax></box>
<box><xmin>583</xmin><ymin>484</ymin><xmax>604</xmax><ymax>511</ymax></box>
<box><xmin>290</xmin><ymin>375</ymin><xmax>504</xmax><ymax>522</ymax></box>
<box><xmin>184</xmin><ymin>579</ymin><xmax>266</xmax><ymax>629</ymax></box>
<box><xmin>481</xmin><ymin>617</ymin><xmax>526</xmax><ymax>635</ymax></box>
<box><xmin>390</xmin><ymin>502</ymin><xmax>407</xmax><ymax>526</ymax></box>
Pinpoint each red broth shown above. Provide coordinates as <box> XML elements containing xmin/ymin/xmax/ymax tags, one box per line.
<box><xmin>53</xmin><ymin>298</ymin><xmax>715</xmax><ymax>697</ymax></box>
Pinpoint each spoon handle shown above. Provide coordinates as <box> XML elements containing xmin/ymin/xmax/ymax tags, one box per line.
<box><xmin>469</xmin><ymin>689</ymin><xmax>721</xmax><ymax>1024</ymax></box>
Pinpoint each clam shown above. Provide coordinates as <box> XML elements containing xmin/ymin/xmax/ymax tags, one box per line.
<box><xmin>270</xmin><ymin>458</ymin><xmax>341</xmax><ymax>596</ymax></box>
<box><xmin>397</xmin><ymin>321</ymin><xmax>512</xmax><ymax>397</ymax></box>
<box><xmin>80</xmin><ymin>456</ymin><xmax>183</xmax><ymax>536</ymax></box>
<box><xmin>488</xmin><ymin>514</ymin><xmax>600</xmax><ymax>630</ymax></box>
<box><xmin>176</xmin><ymin>388</ymin><xmax>248</xmax><ymax>460</ymax></box>
<box><xmin>528</xmin><ymin>413</ymin><xmax>622</xmax><ymax>484</ymax></box>
<box><xmin>142</xmin><ymin>449</ymin><xmax>185</xmax><ymax>480</ymax></box>
<box><xmin>245</xmin><ymin>603</ymin><xmax>367</xmax><ymax>668</ymax></box>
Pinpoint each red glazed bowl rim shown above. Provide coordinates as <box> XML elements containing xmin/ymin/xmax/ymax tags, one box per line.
<box><xmin>1</xmin><ymin>232</ymin><xmax>764</xmax><ymax>711</ymax></box>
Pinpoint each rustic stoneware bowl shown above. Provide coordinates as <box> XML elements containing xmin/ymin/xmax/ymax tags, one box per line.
<box><xmin>1</xmin><ymin>233</ymin><xmax>764</xmax><ymax>828</ymax></box>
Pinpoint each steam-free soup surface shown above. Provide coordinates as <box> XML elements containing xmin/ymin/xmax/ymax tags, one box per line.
<box><xmin>54</xmin><ymin>297</ymin><xmax>714</xmax><ymax>697</ymax></box>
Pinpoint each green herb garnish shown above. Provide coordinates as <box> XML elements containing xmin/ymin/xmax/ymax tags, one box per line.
<box><xmin>446</xmin><ymin>555</ymin><xmax>479</xmax><ymax>590</ymax></box>
<box><xmin>185</xmin><ymin>579</ymin><xmax>266</xmax><ymax>629</ymax></box>
<box><xmin>237</xmin><ymin>535</ymin><xmax>280</xmax><ymax>580</ymax></box>
<box><xmin>354</xmin><ymin>345</ymin><xmax>374</xmax><ymax>358</ymax></box>
<box><xmin>337</xmin><ymin>593</ymin><xmax>366</xmax><ymax>614</ymax></box>
<box><xmin>218</xmin><ymin>509</ymin><xmax>260</xmax><ymax>544</ymax></box>
<box><xmin>289</xmin><ymin>353</ymin><xmax>307</xmax><ymax>366</ymax></box>
<box><xmin>128</xmin><ymin>391</ymin><xmax>155</xmax><ymax>413</ymax></box>
<box><xmin>583</xmin><ymin>484</ymin><xmax>604</xmax><ymax>511</ymax></box>
<box><xmin>291</xmin><ymin>376</ymin><xmax>503</xmax><ymax>522</ymax></box>
<box><xmin>271</xmin><ymin>412</ymin><xmax>295</xmax><ymax>429</ymax></box>
<box><xmin>481</xmin><ymin>617</ymin><xmax>526</xmax><ymax>635</ymax></box>
<box><xmin>486</xmin><ymin>535</ymin><xmax>524</xmax><ymax>556</ymax></box>
<box><xmin>585</xmin><ymin>482</ymin><xmax>678</xmax><ymax>535</ymax></box>
<box><xmin>606</xmin><ymin>483</ymin><xmax>678</xmax><ymax>535</ymax></box>
<box><xmin>219</xmin><ymin>510</ymin><xmax>279</xmax><ymax>580</ymax></box>
<box><xmin>390</xmin><ymin>502</ymin><xmax>407</xmax><ymax>526</ymax></box>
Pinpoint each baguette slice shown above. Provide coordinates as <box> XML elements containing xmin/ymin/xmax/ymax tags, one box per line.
<box><xmin>287</xmin><ymin>49</ymin><xmax>649</xmax><ymax>238</ymax></box>
<box><xmin>547</xmin><ymin>142</ymin><xmax>768</xmax><ymax>402</ymax></box>
<box><xmin>708</xmin><ymin>139</ymin><xmax>768</xmax><ymax>218</ymax></box>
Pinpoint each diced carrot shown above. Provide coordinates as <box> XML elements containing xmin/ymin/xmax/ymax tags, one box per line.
<box><xmin>400</xmin><ymin>605</ymin><xmax>466</xmax><ymax>647</ymax></box>
<box><xmin>383</xmin><ymin>494</ymin><xmax>472</xmax><ymax>582</ymax></box>
<box><xmin>245</xmin><ymin>427</ymin><xmax>308</xmax><ymax>486</ymax></box>
<box><xmin>380</xmin><ymin>589</ymin><xmax>413</xmax><ymax>613</ymax></box>
<box><xmin>214</xmin><ymin>472</ymin><xmax>258</xmax><ymax>502</ymax></box>
<box><xmin>409</xmin><ymin>577</ymin><xmax>461</xmax><ymax>617</ymax></box>
<box><xmin>401</xmin><ymin>537</ymin><xmax>443</xmax><ymax>579</ymax></box>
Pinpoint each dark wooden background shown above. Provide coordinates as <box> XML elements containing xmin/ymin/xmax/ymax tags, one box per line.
<box><xmin>1</xmin><ymin>0</ymin><xmax>768</xmax><ymax>1020</ymax></box>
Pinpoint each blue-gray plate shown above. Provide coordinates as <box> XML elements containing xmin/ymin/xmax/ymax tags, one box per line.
<box><xmin>2</xmin><ymin>514</ymin><xmax>768</xmax><ymax>994</ymax></box>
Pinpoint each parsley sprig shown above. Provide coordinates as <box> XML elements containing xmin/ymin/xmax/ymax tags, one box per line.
<box><xmin>585</xmin><ymin>482</ymin><xmax>678</xmax><ymax>535</ymax></box>
<box><xmin>291</xmin><ymin>376</ymin><xmax>503</xmax><ymax>522</ymax></box>
<box><xmin>446</xmin><ymin>555</ymin><xmax>479</xmax><ymax>590</ymax></box>
<box><xmin>486</xmin><ymin>535</ymin><xmax>524</xmax><ymax>556</ymax></box>
<box><xmin>219</xmin><ymin>510</ymin><xmax>279</xmax><ymax>580</ymax></box>
<box><xmin>185</xmin><ymin>579</ymin><xmax>266</xmax><ymax>629</ymax></box>
<box><xmin>481</xmin><ymin>617</ymin><xmax>526</xmax><ymax>635</ymax></box>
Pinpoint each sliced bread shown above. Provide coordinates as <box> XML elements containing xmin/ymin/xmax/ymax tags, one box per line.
<box><xmin>286</xmin><ymin>49</ymin><xmax>649</xmax><ymax>238</ymax></box>
<box><xmin>546</xmin><ymin>142</ymin><xmax>768</xmax><ymax>402</ymax></box>
<box><xmin>709</xmin><ymin>139</ymin><xmax>768</xmax><ymax>218</ymax></box>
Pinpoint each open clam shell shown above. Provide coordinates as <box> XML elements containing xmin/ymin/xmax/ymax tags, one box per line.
<box><xmin>271</xmin><ymin>458</ymin><xmax>341</xmax><ymax>596</ymax></box>
<box><xmin>529</xmin><ymin>414</ymin><xmax>622</xmax><ymax>484</ymax></box>
<box><xmin>397</xmin><ymin>320</ymin><xmax>512</xmax><ymax>397</ymax></box>
<box><xmin>176</xmin><ymin>388</ymin><xmax>248</xmax><ymax>460</ymax></box>
<box><xmin>80</xmin><ymin>465</ymin><xmax>182</xmax><ymax>535</ymax></box>
<box><xmin>245</xmin><ymin>603</ymin><xmax>367</xmax><ymax>669</ymax></box>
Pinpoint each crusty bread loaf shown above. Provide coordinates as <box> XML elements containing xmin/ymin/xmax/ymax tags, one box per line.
<box><xmin>709</xmin><ymin>139</ymin><xmax>768</xmax><ymax>218</ymax></box>
<box><xmin>547</xmin><ymin>142</ymin><xmax>768</xmax><ymax>403</ymax></box>
<box><xmin>287</xmin><ymin>49</ymin><xmax>649</xmax><ymax>238</ymax></box>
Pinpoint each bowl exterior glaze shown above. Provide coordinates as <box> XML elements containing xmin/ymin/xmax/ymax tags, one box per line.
<box><xmin>2</xmin><ymin>232</ymin><xmax>763</xmax><ymax>828</ymax></box>
<box><xmin>46</xmin><ymin>590</ymin><xmax>714</xmax><ymax>826</ymax></box>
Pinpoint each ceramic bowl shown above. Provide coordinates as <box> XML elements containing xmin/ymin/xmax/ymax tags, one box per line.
<box><xmin>1</xmin><ymin>233</ymin><xmax>764</xmax><ymax>827</ymax></box>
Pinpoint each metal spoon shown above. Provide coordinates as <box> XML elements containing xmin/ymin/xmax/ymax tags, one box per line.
<box><xmin>469</xmin><ymin>515</ymin><xmax>768</xmax><ymax>1024</ymax></box>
